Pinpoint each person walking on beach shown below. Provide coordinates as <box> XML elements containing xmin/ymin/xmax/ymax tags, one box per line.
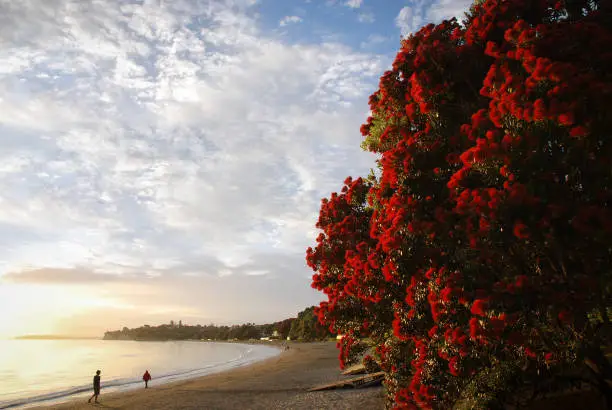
<box><xmin>88</xmin><ymin>370</ymin><xmax>101</xmax><ymax>403</ymax></box>
<box><xmin>143</xmin><ymin>370</ymin><xmax>152</xmax><ymax>388</ymax></box>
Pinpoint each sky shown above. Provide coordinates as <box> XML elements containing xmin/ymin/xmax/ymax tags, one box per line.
<box><xmin>0</xmin><ymin>0</ymin><xmax>472</xmax><ymax>337</ymax></box>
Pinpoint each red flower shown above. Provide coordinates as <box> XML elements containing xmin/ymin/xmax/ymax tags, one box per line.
<box><xmin>558</xmin><ymin>112</ymin><xmax>574</xmax><ymax>126</ymax></box>
<box><xmin>513</xmin><ymin>221</ymin><xmax>529</xmax><ymax>239</ymax></box>
<box><xmin>570</xmin><ymin>126</ymin><xmax>588</xmax><ymax>138</ymax></box>
<box><xmin>469</xmin><ymin>317</ymin><xmax>482</xmax><ymax>340</ymax></box>
<box><xmin>479</xmin><ymin>217</ymin><xmax>491</xmax><ymax>232</ymax></box>
<box><xmin>558</xmin><ymin>310</ymin><xmax>572</xmax><ymax>323</ymax></box>
<box><xmin>451</xmin><ymin>327</ymin><xmax>464</xmax><ymax>343</ymax></box>
<box><xmin>485</xmin><ymin>130</ymin><xmax>500</xmax><ymax>141</ymax></box>
<box><xmin>484</xmin><ymin>41</ymin><xmax>500</xmax><ymax>58</ymax></box>
<box><xmin>440</xmin><ymin>287</ymin><xmax>454</xmax><ymax>303</ymax></box>
<box><xmin>501</xmin><ymin>134</ymin><xmax>513</xmax><ymax>147</ymax></box>
<box><xmin>470</xmin><ymin>299</ymin><xmax>488</xmax><ymax>317</ymax></box>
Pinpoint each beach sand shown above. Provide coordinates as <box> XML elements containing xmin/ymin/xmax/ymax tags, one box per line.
<box><xmin>49</xmin><ymin>341</ymin><xmax>384</xmax><ymax>410</ymax></box>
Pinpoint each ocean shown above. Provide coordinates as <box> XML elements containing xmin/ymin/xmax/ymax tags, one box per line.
<box><xmin>0</xmin><ymin>339</ymin><xmax>280</xmax><ymax>409</ymax></box>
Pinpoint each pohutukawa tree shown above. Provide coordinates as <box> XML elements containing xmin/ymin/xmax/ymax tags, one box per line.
<box><xmin>307</xmin><ymin>0</ymin><xmax>612</xmax><ymax>408</ymax></box>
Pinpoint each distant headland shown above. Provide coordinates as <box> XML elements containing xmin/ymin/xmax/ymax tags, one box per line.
<box><xmin>103</xmin><ymin>306</ymin><xmax>334</xmax><ymax>342</ymax></box>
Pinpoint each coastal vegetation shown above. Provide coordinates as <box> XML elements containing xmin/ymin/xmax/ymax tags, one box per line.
<box><xmin>103</xmin><ymin>306</ymin><xmax>332</xmax><ymax>342</ymax></box>
<box><xmin>306</xmin><ymin>0</ymin><xmax>612</xmax><ymax>408</ymax></box>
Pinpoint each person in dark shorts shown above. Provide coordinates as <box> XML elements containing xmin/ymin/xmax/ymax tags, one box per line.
<box><xmin>88</xmin><ymin>370</ymin><xmax>101</xmax><ymax>403</ymax></box>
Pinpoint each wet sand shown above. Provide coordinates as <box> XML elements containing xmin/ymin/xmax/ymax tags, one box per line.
<box><xmin>49</xmin><ymin>341</ymin><xmax>384</xmax><ymax>410</ymax></box>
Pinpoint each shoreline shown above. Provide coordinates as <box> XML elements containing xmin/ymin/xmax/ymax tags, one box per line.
<box><xmin>4</xmin><ymin>341</ymin><xmax>280</xmax><ymax>409</ymax></box>
<box><xmin>47</xmin><ymin>341</ymin><xmax>384</xmax><ymax>410</ymax></box>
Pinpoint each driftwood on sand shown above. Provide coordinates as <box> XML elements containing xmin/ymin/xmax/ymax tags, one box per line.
<box><xmin>341</xmin><ymin>363</ymin><xmax>366</xmax><ymax>376</ymax></box>
<box><xmin>308</xmin><ymin>371</ymin><xmax>385</xmax><ymax>392</ymax></box>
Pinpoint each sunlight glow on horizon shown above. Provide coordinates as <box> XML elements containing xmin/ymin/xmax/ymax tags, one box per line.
<box><xmin>0</xmin><ymin>283</ymin><xmax>123</xmax><ymax>338</ymax></box>
<box><xmin>0</xmin><ymin>278</ymin><xmax>225</xmax><ymax>338</ymax></box>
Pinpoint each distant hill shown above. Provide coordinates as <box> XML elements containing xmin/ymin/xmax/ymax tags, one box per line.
<box><xmin>103</xmin><ymin>306</ymin><xmax>334</xmax><ymax>342</ymax></box>
<box><xmin>14</xmin><ymin>334</ymin><xmax>100</xmax><ymax>340</ymax></box>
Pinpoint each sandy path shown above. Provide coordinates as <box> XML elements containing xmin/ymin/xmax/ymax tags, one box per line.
<box><xmin>49</xmin><ymin>341</ymin><xmax>384</xmax><ymax>410</ymax></box>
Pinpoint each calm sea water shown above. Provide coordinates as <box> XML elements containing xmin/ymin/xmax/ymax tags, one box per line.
<box><xmin>0</xmin><ymin>339</ymin><xmax>280</xmax><ymax>409</ymax></box>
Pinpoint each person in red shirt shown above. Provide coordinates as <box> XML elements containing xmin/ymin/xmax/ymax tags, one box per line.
<box><xmin>142</xmin><ymin>370</ymin><xmax>152</xmax><ymax>388</ymax></box>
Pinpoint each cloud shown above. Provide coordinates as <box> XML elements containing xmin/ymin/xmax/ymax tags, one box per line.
<box><xmin>345</xmin><ymin>0</ymin><xmax>363</xmax><ymax>8</ymax></box>
<box><xmin>395</xmin><ymin>4</ymin><xmax>425</xmax><ymax>37</ymax></box>
<box><xmin>2</xmin><ymin>268</ymin><xmax>127</xmax><ymax>284</ymax></box>
<box><xmin>279</xmin><ymin>15</ymin><xmax>303</xmax><ymax>27</ymax></box>
<box><xmin>357</xmin><ymin>12</ymin><xmax>375</xmax><ymax>23</ymax></box>
<box><xmin>360</xmin><ymin>34</ymin><xmax>388</xmax><ymax>49</ymax></box>
<box><xmin>395</xmin><ymin>0</ymin><xmax>473</xmax><ymax>37</ymax></box>
<box><xmin>428</xmin><ymin>0</ymin><xmax>474</xmax><ymax>23</ymax></box>
<box><xmin>0</xmin><ymin>0</ymin><xmax>386</xmax><ymax>331</ymax></box>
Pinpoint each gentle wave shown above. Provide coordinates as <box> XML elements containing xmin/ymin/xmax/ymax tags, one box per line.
<box><xmin>0</xmin><ymin>343</ymin><xmax>279</xmax><ymax>409</ymax></box>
